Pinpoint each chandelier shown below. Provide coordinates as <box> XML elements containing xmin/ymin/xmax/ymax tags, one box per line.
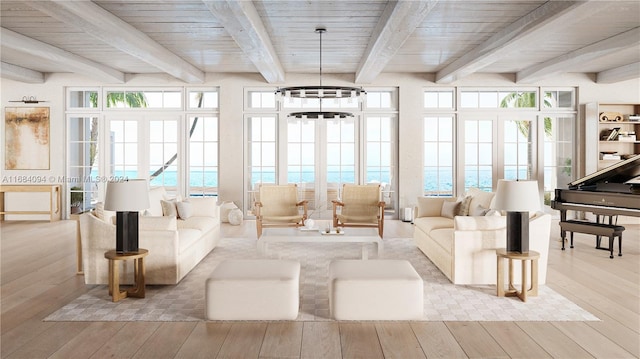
<box><xmin>276</xmin><ymin>27</ymin><xmax>365</xmax><ymax>119</ymax></box>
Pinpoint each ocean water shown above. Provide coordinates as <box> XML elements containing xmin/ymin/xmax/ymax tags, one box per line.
<box><xmin>106</xmin><ymin>169</ymin><xmax>516</xmax><ymax>193</ymax></box>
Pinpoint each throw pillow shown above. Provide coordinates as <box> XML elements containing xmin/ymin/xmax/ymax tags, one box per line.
<box><xmin>485</xmin><ymin>209</ymin><xmax>500</xmax><ymax>216</ymax></box>
<box><xmin>457</xmin><ymin>196</ymin><xmax>473</xmax><ymax>216</ymax></box>
<box><xmin>161</xmin><ymin>199</ymin><xmax>178</xmax><ymax>217</ymax></box>
<box><xmin>176</xmin><ymin>201</ymin><xmax>192</xmax><ymax>219</ymax></box>
<box><xmin>95</xmin><ymin>202</ymin><xmax>105</xmax><ymax>220</ymax></box>
<box><xmin>471</xmin><ymin>204</ymin><xmax>490</xmax><ymax>216</ymax></box>
<box><xmin>440</xmin><ymin>200</ymin><xmax>460</xmax><ymax>219</ymax></box>
<box><xmin>416</xmin><ymin>197</ymin><xmax>447</xmax><ymax>218</ymax></box>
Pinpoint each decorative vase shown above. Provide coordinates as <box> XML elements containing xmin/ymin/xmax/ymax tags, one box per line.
<box><xmin>220</xmin><ymin>201</ymin><xmax>237</xmax><ymax>223</ymax></box>
<box><xmin>228</xmin><ymin>208</ymin><xmax>243</xmax><ymax>226</ymax></box>
<box><xmin>304</xmin><ymin>218</ymin><xmax>315</xmax><ymax>229</ymax></box>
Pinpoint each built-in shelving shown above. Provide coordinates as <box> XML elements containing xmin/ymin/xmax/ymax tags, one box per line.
<box><xmin>585</xmin><ymin>103</ymin><xmax>640</xmax><ymax>173</ymax></box>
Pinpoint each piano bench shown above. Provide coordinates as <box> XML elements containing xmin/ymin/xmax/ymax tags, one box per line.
<box><xmin>560</xmin><ymin>220</ymin><xmax>625</xmax><ymax>259</ymax></box>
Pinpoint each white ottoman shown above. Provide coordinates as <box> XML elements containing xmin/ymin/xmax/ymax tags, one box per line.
<box><xmin>205</xmin><ymin>259</ymin><xmax>300</xmax><ymax>320</ymax></box>
<box><xmin>329</xmin><ymin>260</ymin><xmax>423</xmax><ymax>320</ymax></box>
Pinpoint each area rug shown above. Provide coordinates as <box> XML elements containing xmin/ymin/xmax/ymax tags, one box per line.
<box><xmin>45</xmin><ymin>237</ymin><xmax>598</xmax><ymax>322</ymax></box>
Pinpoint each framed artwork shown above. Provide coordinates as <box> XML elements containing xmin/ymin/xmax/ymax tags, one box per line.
<box><xmin>4</xmin><ymin>107</ymin><xmax>50</xmax><ymax>170</ymax></box>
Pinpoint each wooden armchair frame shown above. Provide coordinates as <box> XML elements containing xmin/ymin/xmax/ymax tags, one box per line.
<box><xmin>332</xmin><ymin>184</ymin><xmax>385</xmax><ymax>237</ymax></box>
<box><xmin>254</xmin><ymin>184</ymin><xmax>308</xmax><ymax>237</ymax></box>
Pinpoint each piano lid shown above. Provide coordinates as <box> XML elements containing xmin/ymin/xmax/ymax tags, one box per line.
<box><xmin>569</xmin><ymin>154</ymin><xmax>640</xmax><ymax>189</ymax></box>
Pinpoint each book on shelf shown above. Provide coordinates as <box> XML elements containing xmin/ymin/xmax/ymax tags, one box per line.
<box><xmin>606</xmin><ymin>127</ymin><xmax>621</xmax><ymax>141</ymax></box>
<box><xmin>624</xmin><ymin>114</ymin><xmax>640</xmax><ymax>121</ymax></box>
<box><xmin>601</xmin><ymin>153</ymin><xmax>621</xmax><ymax>160</ymax></box>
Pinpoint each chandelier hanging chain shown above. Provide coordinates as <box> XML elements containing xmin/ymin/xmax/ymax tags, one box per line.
<box><xmin>318</xmin><ymin>27</ymin><xmax>324</xmax><ymax>112</ymax></box>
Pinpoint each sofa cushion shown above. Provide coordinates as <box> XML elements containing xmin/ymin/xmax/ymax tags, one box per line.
<box><xmin>454</xmin><ymin>215</ymin><xmax>506</xmax><ymax>231</ymax></box>
<box><xmin>148</xmin><ymin>187</ymin><xmax>167</xmax><ymax>216</ymax></box>
<box><xmin>414</xmin><ymin>217</ymin><xmax>454</xmax><ymax>234</ymax></box>
<box><xmin>417</xmin><ymin>197</ymin><xmax>456</xmax><ymax>218</ymax></box>
<box><xmin>440</xmin><ymin>200</ymin><xmax>460</xmax><ymax>219</ymax></box>
<box><xmin>139</xmin><ymin>216</ymin><xmax>177</xmax><ymax>231</ymax></box>
<box><xmin>177</xmin><ymin>216</ymin><xmax>218</xmax><ymax>233</ymax></box>
<box><xmin>466</xmin><ymin>188</ymin><xmax>495</xmax><ymax>212</ymax></box>
<box><xmin>189</xmin><ymin>197</ymin><xmax>219</xmax><ymax>218</ymax></box>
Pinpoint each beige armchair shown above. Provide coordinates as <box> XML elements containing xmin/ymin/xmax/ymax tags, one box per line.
<box><xmin>332</xmin><ymin>184</ymin><xmax>385</xmax><ymax>237</ymax></box>
<box><xmin>254</xmin><ymin>184</ymin><xmax>308</xmax><ymax>237</ymax></box>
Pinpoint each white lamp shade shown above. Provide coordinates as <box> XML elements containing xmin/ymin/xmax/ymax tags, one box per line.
<box><xmin>491</xmin><ymin>179</ymin><xmax>541</xmax><ymax>212</ymax></box>
<box><xmin>104</xmin><ymin>179</ymin><xmax>150</xmax><ymax>211</ymax></box>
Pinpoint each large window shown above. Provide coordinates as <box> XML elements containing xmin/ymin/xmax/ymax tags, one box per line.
<box><xmin>66</xmin><ymin>87</ymin><xmax>219</xmax><ymax>216</ymax></box>
<box><xmin>423</xmin><ymin>116</ymin><xmax>454</xmax><ymax>196</ymax></box>
<box><xmin>67</xmin><ymin>115</ymin><xmax>99</xmax><ymax>213</ymax></box>
<box><xmin>109</xmin><ymin>119</ymin><xmax>139</xmax><ymax>179</ymax></box>
<box><xmin>188</xmin><ymin>116</ymin><xmax>219</xmax><ymax>197</ymax></box>
<box><xmin>463</xmin><ymin>118</ymin><xmax>494</xmax><ymax>192</ymax></box>
<box><xmin>503</xmin><ymin>118</ymin><xmax>534</xmax><ymax>180</ymax></box>
<box><xmin>422</xmin><ymin>87</ymin><xmax>576</xmax><ymax>205</ymax></box>
<box><xmin>148</xmin><ymin>118</ymin><xmax>178</xmax><ymax>189</ymax></box>
<box><xmin>244</xmin><ymin>88</ymin><xmax>398</xmax><ymax>218</ymax></box>
<box><xmin>247</xmin><ymin>115</ymin><xmax>277</xmax><ymax>187</ymax></box>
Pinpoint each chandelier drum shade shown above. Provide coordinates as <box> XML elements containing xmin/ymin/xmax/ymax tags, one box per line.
<box><xmin>276</xmin><ymin>27</ymin><xmax>365</xmax><ymax>119</ymax></box>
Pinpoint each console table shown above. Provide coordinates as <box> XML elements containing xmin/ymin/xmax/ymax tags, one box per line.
<box><xmin>0</xmin><ymin>184</ymin><xmax>61</xmax><ymax>221</ymax></box>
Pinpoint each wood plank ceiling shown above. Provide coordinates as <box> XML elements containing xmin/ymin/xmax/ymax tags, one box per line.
<box><xmin>1</xmin><ymin>0</ymin><xmax>638</xmax><ymax>84</ymax></box>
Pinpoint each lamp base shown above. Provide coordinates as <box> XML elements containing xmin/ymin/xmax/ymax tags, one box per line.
<box><xmin>116</xmin><ymin>211</ymin><xmax>139</xmax><ymax>254</ymax></box>
<box><xmin>506</xmin><ymin>211</ymin><xmax>529</xmax><ymax>253</ymax></box>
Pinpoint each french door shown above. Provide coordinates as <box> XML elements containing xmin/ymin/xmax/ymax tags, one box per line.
<box><xmin>106</xmin><ymin>113</ymin><xmax>182</xmax><ymax>195</ymax></box>
<box><xmin>459</xmin><ymin>115</ymin><xmax>537</xmax><ymax>193</ymax></box>
<box><xmin>246</xmin><ymin>114</ymin><xmax>397</xmax><ymax>218</ymax></box>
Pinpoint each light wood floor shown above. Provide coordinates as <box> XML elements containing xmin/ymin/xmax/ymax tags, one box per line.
<box><xmin>1</xmin><ymin>218</ymin><xmax>638</xmax><ymax>358</ymax></box>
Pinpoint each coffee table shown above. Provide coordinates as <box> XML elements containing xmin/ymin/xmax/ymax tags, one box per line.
<box><xmin>259</xmin><ymin>227</ymin><xmax>383</xmax><ymax>259</ymax></box>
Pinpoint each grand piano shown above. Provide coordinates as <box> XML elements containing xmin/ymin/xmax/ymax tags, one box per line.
<box><xmin>551</xmin><ymin>154</ymin><xmax>640</xmax><ymax>257</ymax></box>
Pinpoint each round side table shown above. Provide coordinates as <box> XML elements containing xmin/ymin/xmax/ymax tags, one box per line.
<box><xmin>496</xmin><ymin>248</ymin><xmax>540</xmax><ymax>302</ymax></box>
<box><xmin>104</xmin><ymin>249</ymin><xmax>149</xmax><ymax>302</ymax></box>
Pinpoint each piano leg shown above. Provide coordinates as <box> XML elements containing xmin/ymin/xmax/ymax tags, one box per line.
<box><xmin>570</xmin><ymin>232</ymin><xmax>574</xmax><ymax>248</ymax></box>
<box><xmin>619</xmin><ymin>234</ymin><xmax>622</xmax><ymax>257</ymax></box>
<box><xmin>560</xmin><ymin>210</ymin><xmax>567</xmax><ymax>250</ymax></box>
<box><xmin>595</xmin><ymin>215</ymin><xmax>601</xmax><ymax>249</ymax></box>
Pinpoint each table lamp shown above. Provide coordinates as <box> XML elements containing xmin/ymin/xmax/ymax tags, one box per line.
<box><xmin>104</xmin><ymin>179</ymin><xmax>150</xmax><ymax>254</ymax></box>
<box><xmin>491</xmin><ymin>179</ymin><xmax>541</xmax><ymax>253</ymax></box>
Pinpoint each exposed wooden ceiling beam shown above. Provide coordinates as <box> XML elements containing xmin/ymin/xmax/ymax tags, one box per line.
<box><xmin>1</xmin><ymin>27</ymin><xmax>125</xmax><ymax>83</ymax></box>
<box><xmin>435</xmin><ymin>1</ymin><xmax>592</xmax><ymax>84</ymax></box>
<box><xmin>1</xmin><ymin>61</ymin><xmax>44</xmax><ymax>84</ymax></box>
<box><xmin>597</xmin><ymin>61</ymin><xmax>640</xmax><ymax>84</ymax></box>
<box><xmin>25</xmin><ymin>0</ymin><xmax>204</xmax><ymax>83</ymax></box>
<box><xmin>517</xmin><ymin>28</ymin><xmax>640</xmax><ymax>83</ymax></box>
<box><xmin>203</xmin><ymin>0</ymin><xmax>285</xmax><ymax>83</ymax></box>
<box><xmin>355</xmin><ymin>0</ymin><xmax>438</xmax><ymax>84</ymax></box>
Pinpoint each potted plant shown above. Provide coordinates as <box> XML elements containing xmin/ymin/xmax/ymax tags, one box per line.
<box><xmin>70</xmin><ymin>187</ymin><xmax>84</xmax><ymax>214</ymax></box>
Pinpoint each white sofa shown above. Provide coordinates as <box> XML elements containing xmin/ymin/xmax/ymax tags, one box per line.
<box><xmin>413</xmin><ymin>188</ymin><xmax>551</xmax><ymax>285</ymax></box>
<box><xmin>80</xmin><ymin>187</ymin><xmax>220</xmax><ymax>285</ymax></box>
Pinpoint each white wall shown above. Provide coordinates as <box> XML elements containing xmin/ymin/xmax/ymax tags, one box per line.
<box><xmin>2</xmin><ymin>72</ymin><xmax>638</xmax><ymax>218</ymax></box>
